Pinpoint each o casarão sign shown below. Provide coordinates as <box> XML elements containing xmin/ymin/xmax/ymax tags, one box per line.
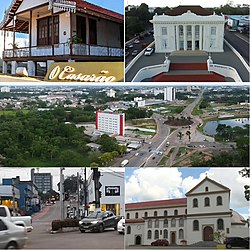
<box><xmin>45</xmin><ymin>62</ymin><xmax>124</xmax><ymax>82</ymax></box>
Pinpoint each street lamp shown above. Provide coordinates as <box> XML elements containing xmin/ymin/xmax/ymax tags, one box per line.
<box><xmin>60</xmin><ymin>168</ymin><xmax>65</xmax><ymax>220</ymax></box>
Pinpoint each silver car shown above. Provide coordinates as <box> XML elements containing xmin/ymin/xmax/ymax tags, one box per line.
<box><xmin>0</xmin><ymin>217</ymin><xmax>28</xmax><ymax>249</ymax></box>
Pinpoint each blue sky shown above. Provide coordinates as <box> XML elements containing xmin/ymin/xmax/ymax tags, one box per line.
<box><xmin>0</xmin><ymin>0</ymin><xmax>124</xmax><ymax>20</ymax></box>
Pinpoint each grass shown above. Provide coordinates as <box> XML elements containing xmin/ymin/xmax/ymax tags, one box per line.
<box><xmin>24</xmin><ymin>158</ymin><xmax>58</xmax><ymax>167</ymax></box>
<box><xmin>158</xmin><ymin>156</ymin><xmax>169</xmax><ymax>166</ymax></box>
<box><xmin>131</xmin><ymin>119</ymin><xmax>155</xmax><ymax>125</ymax></box>
<box><xmin>176</xmin><ymin>147</ymin><xmax>187</xmax><ymax>157</ymax></box>
<box><xmin>170</xmin><ymin>128</ymin><xmax>176</xmax><ymax>134</ymax></box>
<box><xmin>130</xmin><ymin>119</ymin><xmax>157</xmax><ymax>130</ymax></box>
<box><xmin>135</xmin><ymin>130</ymin><xmax>155</xmax><ymax>136</ymax></box>
<box><xmin>192</xmin><ymin>103</ymin><xmax>203</xmax><ymax>116</ymax></box>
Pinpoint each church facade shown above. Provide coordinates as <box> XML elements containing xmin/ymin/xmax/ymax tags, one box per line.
<box><xmin>151</xmin><ymin>6</ymin><xmax>225</xmax><ymax>53</ymax></box>
<box><xmin>126</xmin><ymin>177</ymin><xmax>249</xmax><ymax>246</ymax></box>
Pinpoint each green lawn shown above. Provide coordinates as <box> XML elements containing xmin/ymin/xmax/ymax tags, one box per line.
<box><xmin>135</xmin><ymin>130</ymin><xmax>155</xmax><ymax>136</ymax></box>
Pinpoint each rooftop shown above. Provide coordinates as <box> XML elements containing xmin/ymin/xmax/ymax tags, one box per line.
<box><xmin>165</xmin><ymin>5</ymin><xmax>212</xmax><ymax>16</ymax></box>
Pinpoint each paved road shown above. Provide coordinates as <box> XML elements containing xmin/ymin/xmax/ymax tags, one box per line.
<box><xmin>26</xmin><ymin>202</ymin><xmax>124</xmax><ymax>249</ymax></box>
<box><xmin>125</xmin><ymin>33</ymin><xmax>250</xmax><ymax>82</ymax></box>
<box><xmin>127</xmin><ymin>247</ymin><xmax>217</xmax><ymax>250</ymax></box>
<box><xmin>224</xmin><ymin>29</ymin><xmax>249</xmax><ymax>64</ymax></box>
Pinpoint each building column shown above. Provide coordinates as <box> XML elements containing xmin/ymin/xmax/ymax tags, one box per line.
<box><xmin>192</xmin><ymin>25</ymin><xmax>195</xmax><ymax>50</ymax></box>
<box><xmin>47</xmin><ymin>60</ymin><xmax>55</xmax><ymax>71</ymax></box>
<box><xmin>183</xmin><ymin>25</ymin><xmax>187</xmax><ymax>50</ymax></box>
<box><xmin>2</xmin><ymin>61</ymin><xmax>7</xmax><ymax>74</ymax></box>
<box><xmin>199</xmin><ymin>25</ymin><xmax>203</xmax><ymax>50</ymax></box>
<box><xmin>176</xmin><ymin>25</ymin><xmax>180</xmax><ymax>50</ymax></box>
<box><xmin>29</xmin><ymin>10</ymin><xmax>32</xmax><ymax>56</ymax></box>
<box><xmin>27</xmin><ymin>61</ymin><xmax>35</xmax><ymax>76</ymax></box>
<box><xmin>11</xmin><ymin>61</ymin><xmax>17</xmax><ymax>74</ymax></box>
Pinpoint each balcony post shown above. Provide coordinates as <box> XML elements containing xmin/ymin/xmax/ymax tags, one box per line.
<box><xmin>70</xmin><ymin>11</ymin><xmax>72</xmax><ymax>56</ymax></box>
<box><xmin>51</xmin><ymin>7</ymin><xmax>54</xmax><ymax>56</ymax></box>
<box><xmin>29</xmin><ymin>10</ymin><xmax>32</xmax><ymax>57</ymax></box>
<box><xmin>87</xmin><ymin>17</ymin><xmax>90</xmax><ymax>56</ymax></box>
<box><xmin>3</xmin><ymin>30</ymin><xmax>6</xmax><ymax>51</ymax></box>
<box><xmin>13</xmin><ymin>24</ymin><xmax>16</xmax><ymax>56</ymax></box>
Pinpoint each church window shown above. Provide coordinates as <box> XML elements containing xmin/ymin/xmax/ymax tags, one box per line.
<box><xmin>154</xmin><ymin>211</ymin><xmax>157</xmax><ymax>217</ymax></box>
<box><xmin>135</xmin><ymin>212</ymin><xmax>138</xmax><ymax>219</ymax></box>
<box><xmin>193</xmin><ymin>198</ymin><xmax>198</xmax><ymax>207</ymax></box>
<box><xmin>171</xmin><ymin>218</ymin><xmax>176</xmax><ymax>227</ymax></box>
<box><xmin>126</xmin><ymin>213</ymin><xmax>130</xmax><ymax>219</ymax></box>
<box><xmin>179</xmin><ymin>229</ymin><xmax>184</xmax><ymax>239</ymax></box>
<box><xmin>147</xmin><ymin>230</ymin><xmax>152</xmax><ymax>239</ymax></box>
<box><xmin>127</xmin><ymin>226</ymin><xmax>131</xmax><ymax>234</ymax></box>
<box><xmin>154</xmin><ymin>230</ymin><xmax>159</xmax><ymax>239</ymax></box>
<box><xmin>193</xmin><ymin>220</ymin><xmax>199</xmax><ymax>231</ymax></box>
<box><xmin>144</xmin><ymin>212</ymin><xmax>148</xmax><ymax>218</ymax></box>
<box><xmin>163</xmin><ymin>229</ymin><xmax>168</xmax><ymax>238</ymax></box>
<box><xmin>174</xmin><ymin>209</ymin><xmax>178</xmax><ymax>215</ymax></box>
<box><xmin>155</xmin><ymin>219</ymin><xmax>159</xmax><ymax>228</ymax></box>
<box><xmin>163</xmin><ymin>219</ymin><xmax>168</xmax><ymax>227</ymax></box>
<box><xmin>148</xmin><ymin>220</ymin><xmax>152</xmax><ymax>228</ymax></box>
<box><xmin>164</xmin><ymin>210</ymin><xmax>168</xmax><ymax>217</ymax></box>
<box><xmin>205</xmin><ymin>187</ymin><xmax>209</xmax><ymax>191</ymax></box>
<box><xmin>179</xmin><ymin>218</ymin><xmax>184</xmax><ymax>227</ymax></box>
<box><xmin>204</xmin><ymin>197</ymin><xmax>210</xmax><ymax>206</ymax></box>
<box><xmin>217</xmin><ymin>219</ymin><xmax>224</xmax><ymax>230</ymax></box>
<box><xmin>217</xmin><ymin>196</ymin><xmax>223</xmax><ymax>206</ymax></box>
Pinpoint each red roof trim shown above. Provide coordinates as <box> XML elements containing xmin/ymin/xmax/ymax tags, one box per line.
<box><xmin>75</xmin><ymin>0</ymin><xmax>123</xmax><ymax>22</ymax></box>
<box><xmin>126</xmin><ymin>198</ymin><xmax>187</xmax><ymax>209</ymax></box>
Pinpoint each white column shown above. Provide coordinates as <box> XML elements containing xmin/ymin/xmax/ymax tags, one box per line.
<box><xmin>176</xmin><ymin>25</ymin><xmax>180</xmax><ymax>50</ymax></box>
<box><xmin>183</xmin><ymin>25</ymin><xmax>187</xmax><ymax>50</ymax></box>
<box><xmin>199</xmin><ymin>25</ymin><xmax>203</xmax><ymax>50</ymax></box>
<box><xmin>2</xmin><ymin>61</ymin><xmax>7</xmax><ymax>74</ymax></box>
<box><xmin>192</xmin><ymin>25</ymin><xmax>195</xmax><ymax>50</ymax></box>
<box><xmin>47</xmin><ymin>60</ymin><xmax>55</xmax><ymax>71</ymax></box>
<box><xmin>11</xmin><ymin>61</ymin><xmax>17</xmax><ymax>75</ymax></box>
<box><xmin>27</xmin><ymin>61</ymin><xmax>36</xmax><ymax>76</ymax></box>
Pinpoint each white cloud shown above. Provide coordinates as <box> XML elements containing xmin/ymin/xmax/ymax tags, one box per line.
<box><xmin>126</xmin><ymin>168</ymin><xmax>249</xmax><ymax>213</ymax></box>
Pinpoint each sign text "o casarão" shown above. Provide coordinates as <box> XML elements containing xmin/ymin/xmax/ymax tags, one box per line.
<box><xmin>49</xmin><ymin>65</ymin><xmax>117</xmax><ymax>82</ymax></box>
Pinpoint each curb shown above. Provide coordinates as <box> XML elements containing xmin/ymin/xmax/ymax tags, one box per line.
<box><xmin>224</xmin><ymin>39</ymin><xmax>250</xmax><ymax>73</ymax></box>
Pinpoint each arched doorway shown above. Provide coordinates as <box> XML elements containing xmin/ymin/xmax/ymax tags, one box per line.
<box><xmin>135</xmin><ymin>235</ymin><xmax>141</xmax><ymax>245</ymax></box>
<box><xmin>203</xmin><ymin>226</ymin><xmax>213</xmax><ymax>241</ymax></box>
<box><xmin>171</xmin><ymin>232</ymin><xmax>176</xmax><ymax>244</ymax></box>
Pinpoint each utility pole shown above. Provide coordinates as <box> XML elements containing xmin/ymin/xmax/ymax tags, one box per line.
<box><xmin>60</xmin><ymin>167</ymin><xmax>65</xmax><ymax>220</ymax></box>
<box><xmin>84</xmin><ymin>167</ymin><xmax>88</xmax><ymax>217</ymax></box>
<box><xmin>77</xmin><ymin>172</ymin><xmax>80</xmax><ymax>219</ymax></box>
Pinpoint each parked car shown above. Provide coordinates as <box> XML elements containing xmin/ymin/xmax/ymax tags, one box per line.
<box><xmin>0</xmin><ymin>205</ymin><xmax>33</xmax><ymax>232</ymax></box>
<box><xmin>131</xmin><ymin>50</ymin><xmax>138</xmax><ymax>56</ymax></box>
<box><xmin>117</xmin><ymin>218</ymin><xmax>125</xmax><ymax>234</ymax></box>
<box><xmin>144</xmin><ymin>47</ymin><xmax>154</xmax><ymax>56</ymax></box>
<box><xmin>0</xmin><ymin>217</ymin><xmax>28</xmax><ymax>249</ymax></box>
<box><xmin>79</xmin><ymin>211</ymin><xmax>119</xmax><ymax>233</ymax></box>
<box><xmin>128</xmin><ymin>44</ymin><xmax>133</xmax><ymax>48</ymax></box>
<box><xmin>125</xmin><ymin>51</ymin><xmax>130</xmax><ymax>57</ymax></box>
<box><xmin>151</xmin><ymin>239</ymin><xmax>169</xmax><ymax>246</ymax></box>
<box><xmin>225</xmin><ymin>237</ymin><xmax>249</xmax><ymax>249</ymax></box>
<box><xmin>134</xmin><ymin>39</ymin><xmax>140</xmax><ymax>44</ymax></box>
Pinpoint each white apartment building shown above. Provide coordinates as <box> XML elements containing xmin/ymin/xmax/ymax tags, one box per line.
<box><xmin>126</xmin><ymin>177</ymin><xmax>249</xmax><ymax>246</ymax></box>
<box><xmin>151</xmin><ymin>6</ymin><xmax>225</xmax><ymax>53</ymax></box>
<box><xmin>96</xmin><ymin>110</ymin><xmax>125</xmax><ymax>136</ymax></box>
<box><xmin>0</xmin><ymin>87</ymin><xmax>11</xmax><ymax>92</ymax></box>
<box><xmin>164</xmin><ymin>87</ymin><xmax>176</xmax><ymax>101</ymax></box>
<box><xmin>87</xmin><ymin>168</ymin><xmax>125</xmax><ymax>216</ymax></box>
<box><xmin>106</xmin><ymin>89</ymin><xmax>116</xmax><ymax>98</ymax></box>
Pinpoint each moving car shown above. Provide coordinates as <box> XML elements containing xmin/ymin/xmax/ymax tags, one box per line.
<box><xmin>144</xmin><ymin>47</ymin><xmax>154</xmax><ymax>56</ymax></box>
<box><xmin>79</xmin><ymin>211</ymin><xmax>119</xmax><ymax>233</ymax></box>
<box><xmin>151</xmin><ymin>239</ymin><xmax>169</xmax><ymax>246</ymax></box>
<box><xmin>225</xmin><ymin>237</ymin><xmax>249</xmax><ymax>249</ymax></box>
<box><xmin>131</xmin><ymin>50</ymin><xmax>138</xmax><ymax>56</ymax></box>
<box><xmin>120</xmin><ymin>159</ymin><xmax>129</xmax><ymax>167</ymax></box>
<box><xmin>117</xmin><ymin>218</ymin><xmax>125</xmax><ymax>234</ymax></box>
<box><xmin>0</xmin><ymin>217</ymin><xmax>28</xmax><ymax>249</ymax></box>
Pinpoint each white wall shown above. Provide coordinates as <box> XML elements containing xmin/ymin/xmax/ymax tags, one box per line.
<box><xmin>16</xmin><ymin>0</ymin><xmax>48</xmax><ymax>14</ymax></box>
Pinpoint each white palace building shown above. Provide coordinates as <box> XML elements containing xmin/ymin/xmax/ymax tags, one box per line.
<box><xmin>151</xmin><ymin>6</ymin><xmax>225</xmax><ymax>53</ymax></box>
<box><xmin>125</xmin><ymin>177</ymin><xmax>249</xmax><ymax>246</ymax></box>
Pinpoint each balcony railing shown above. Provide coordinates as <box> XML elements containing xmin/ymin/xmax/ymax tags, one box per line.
<box><xmin>3</xmin><ymin>43</ymin><xmax>123</xmax><ymax>59</ymax></box>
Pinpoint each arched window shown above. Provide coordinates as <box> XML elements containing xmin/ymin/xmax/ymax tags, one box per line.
<box><xmin>204</xmin><ymin>197</ymin><xmax>210</xmax><ymax>206</ymax></box>
<box><xmin>217</xmin><ymin>219</ymin><xmax>224</xmax><ymax>230</ymax></box>
<box><xmin>179</xmin><ymin>229</ymin><xmax>184</xmax><ymax>239</ymax></box>
<box><xmin>154</xmin><ymin>211</ymin><xmax>157</xmax><ymax>217</ymax></box>
<box><xmin>163</xmin><ymin>219</ymin><xmax>168</xmax><ymax>228</ymax></box>
<box><xmin>179</xmin><ymin>218</ymin><xmax>184</xmax><ymax>227</ymax></box>
<box><xmin>193</xmin><ymin>198</ymin><xmax>198</xmax><ymax>207</ymax></box>
<box><xmin>217</xmin><ymin>196</ymin><xmax>223</xmax><ymax>206</ymax></box>
<box><xmin>148</xmin><ymin>220</ymin><xmax>152</xmax><ymax>228</ymax></box>
<box><xmin>174</xmin><ymin>209</ymin><xmax>178</xmax><ymax>215</ymax></box>
<box><xmin>127</xmin><ymin>226</ymin><xmax>131</xmax><ymax>234</ymax></box>
<box><xmin>164</xmin><ymin>210</ymin><xmax>168</xmax><ymax>217</ymax></box>
<box><xmin>155</xmin><ymin>219</ymin><xmax>159</xmax><ymax>228</ymax></box>
<box><xmin>135</xmin><ymin>212</ymin><xmax>138</xmax><ymax>219</ymax></box>
<box><xmin>147</xmin><ymin>230</ymin><xmax>152</xmax><ymax>239</ymax></box>
<box><xmin>163</xmin><ymin>229</ymin><xmax>168</xmax><ymax>238</ymax></box>
<box><xmin>154</xmin><ymin>230</ymin><xmax>159</xmax><ymax>239</ymax></box>
<box><xmin>193</xmin><ymin>220</ymin><xmax>199</xmax><ymax>231</ymax></box>
<box><xmin>185</xmin><ymin>209</ymin><xmax>187</xmax><ymax>214</ymax></box>
<box><xmin>171</xmin><ymin>218</ymin><xmax>176</xmax><ymax>227</ymax></box>
<box><xmin>205</xmin><ymin>187</ymin><xmax>209</xmax><ymax>191</ymax></box>
<box><xmin>144</xmin><ymin>212</ymin><xmax>148</xmax><ymax>218</ymax></box>
<box><xmin>126</xmin><ymin>213</ymin><xmax>130</xmax><ymax>219</ymax></box>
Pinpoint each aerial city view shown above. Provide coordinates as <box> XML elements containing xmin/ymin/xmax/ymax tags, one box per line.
<box><xmin>0</xmin><ymin>0</ymin><xmax>249</xmax><ymax>249</ymax></box>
